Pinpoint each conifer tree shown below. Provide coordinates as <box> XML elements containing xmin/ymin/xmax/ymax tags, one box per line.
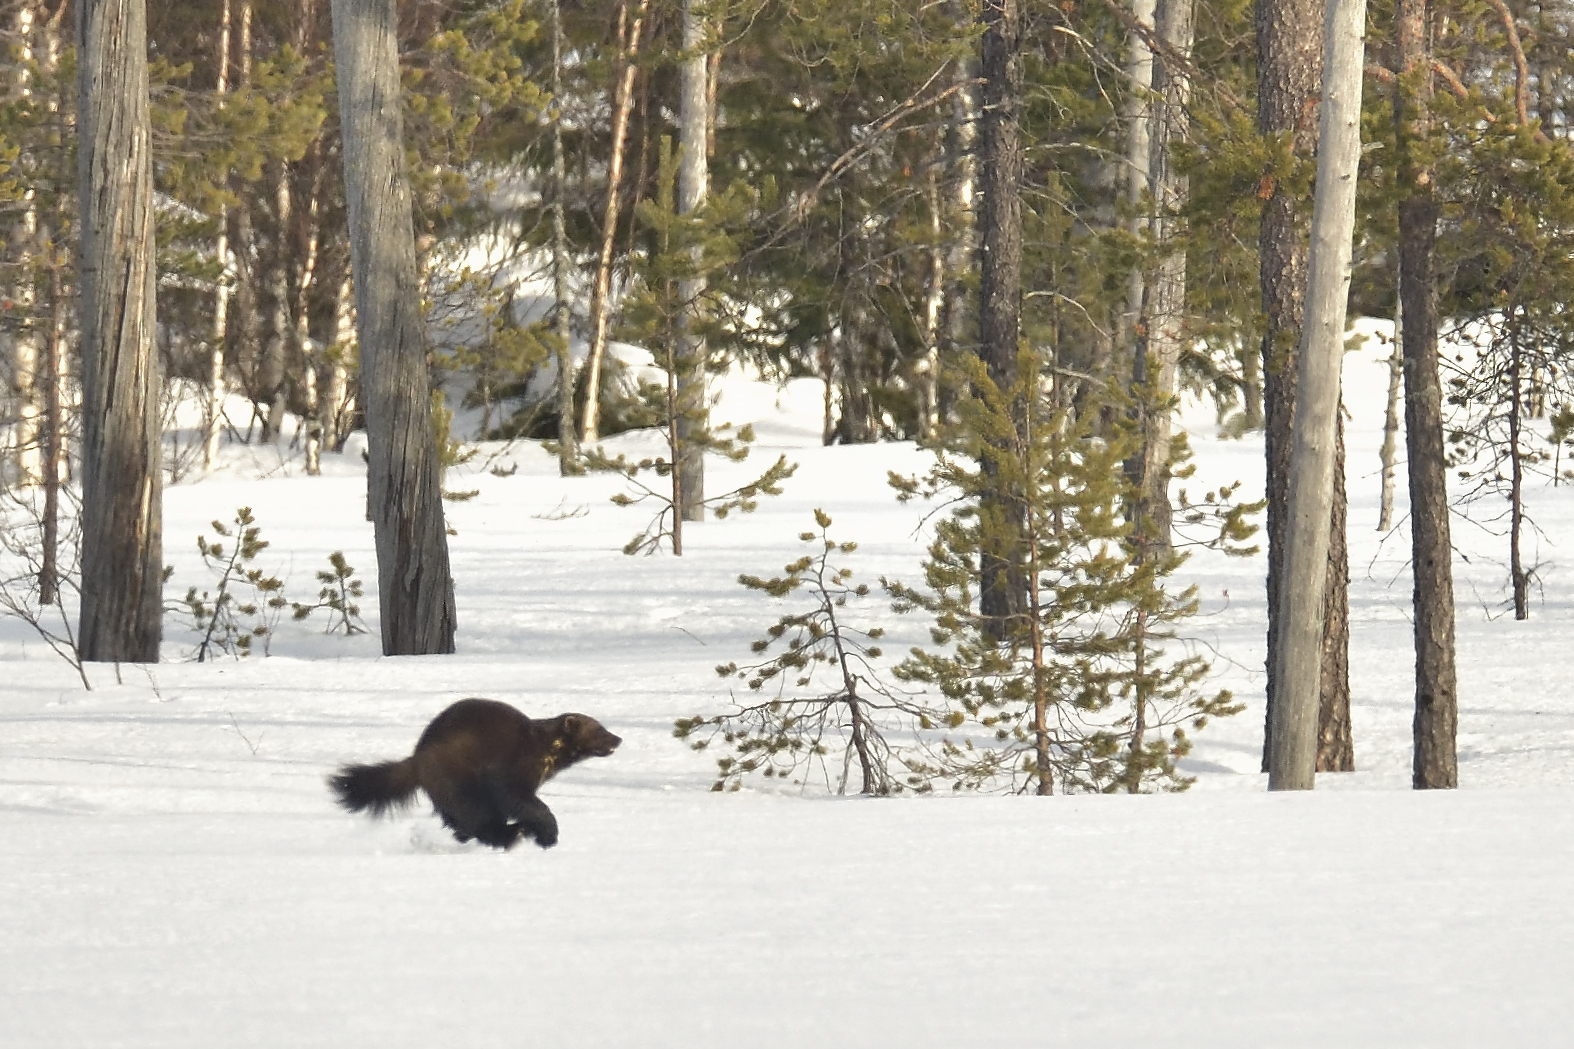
<box><xmin>888</xmin><ymin>351</ymin><xmax>1240</xmax><ymax>794</ymax></box>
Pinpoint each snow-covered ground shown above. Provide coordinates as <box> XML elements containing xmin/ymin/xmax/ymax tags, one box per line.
<box><xmin>4</xmin><ymin>324</ymin><xmax>1571</xmax><ymax>1046</ymax></box>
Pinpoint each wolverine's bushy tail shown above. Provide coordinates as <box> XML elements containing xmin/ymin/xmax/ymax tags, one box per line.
<box><xmin>328</xmin><ymin>758</ymin><xmax>420</xmax><ymax>817</ymax></box>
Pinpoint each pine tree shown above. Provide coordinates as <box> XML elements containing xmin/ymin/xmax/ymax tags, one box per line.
<box><xmin>888</xmin><ymin>351</ymin><xmax>1240</xmax><ymax>794</ymax></box>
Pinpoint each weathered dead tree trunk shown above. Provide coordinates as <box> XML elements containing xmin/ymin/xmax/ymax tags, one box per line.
<box><xmin>330</xmin><ymin>0</ymin><xmax>457</xmax><ymax>656</ymax></box>
<box><xmin>1256</xmin><ymin>0</ymin><xmax>1353</xmax><ymax>773</ymax></box>
<box><xmin>1268</xmin><ymin>0</ymin><xmax>1365</xmax><ymax>789</ymax></box>
<box><xmin>76</xmin><ymin>0</ymin><xmax>163</xmax><ymax>663</ymax></box>
<box><xmin>204</xmin><ymin>0</ymin><xmax>232</xmax><ymax>471</ymax></box>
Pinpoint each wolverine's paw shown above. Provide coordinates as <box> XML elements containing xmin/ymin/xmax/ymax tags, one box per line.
<box><xmin>534</xmin><ymin>829</ymin><xmax>558</xmax><ymax>849</ymax></box>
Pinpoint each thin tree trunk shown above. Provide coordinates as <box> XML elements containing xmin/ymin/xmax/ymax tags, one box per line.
<box><xmin>40</xmin><ymin>244</ymin><xmax>63</xmax><ymax>604</ymax></box>
<box><xmin>1508</xmin><ymin>319</ymin><xmax>1528</xmax><ymax>619</ymax></box>
<box><xmin>1132</xmin><ymin>0</ymin><xmax>1193</xmax><ymax>557</ymax></box>
<box><xmin>76</xmin><ymin>0</ymin><xmax>163</xmax><ymax>663</ymax></box>
<box><xmin>204</xmin><ymin>0</ymin><xmax>232</xmax><ymax>472</ymax></box>
<box><xmin>580</xmin><ymin>0</ymin><xmax>649</xmax><ymax>444</ymax></box>
<box><xmin>1257</xmin><ymin>0</ymin><xmax>1351</xmax><ymax>773</ymax></box>
<box><xmin>330</xmin><ymin>0</ymin><xmax>457</xmax><ymax>656</ymax></box>
<box><xmin>550</xmin><ymin>0</ymin><xmax>579</xmax><ymax>475</ymax></box>
<box><xmin>1396</xmin><ymin>0</ymin><xmax>1457</xmax><ymax>789</ymax></box>
<box><xmin>324</xmin><ymin>274</ymin><xmax>354</xmax><ymax>452</ymax></box>
<box><xmin>919</xmin><ymin>160</ymin><xmax>944</xmax><ymax>439</ymax></box>
<box><xmin>232</xmin><ymin>3</ymin><xmax>258</xmax><ymax>417</ymax></box>
<box><xmin>1378</xmin><ymin>294</ymin><xmax>1403</xmax><ymax>531</ymax></box>
<box><xmin>261</xmin><ymin>158</ymin><xmax>292</xmax><ymax>443</ymax></box>
<box><xmin>297</xmin><ymin>156</ymin><xmax>322</xmax><ymax>474</ymax></box>
<box><xmin>1122</xmin><ymin>0</ymin><xmax>1156</xmax><ymax>375</ymax></box>
<box><xmin>10</xmin><ymin>3</ymin><xmax>42</xmax><ymax>487</ymax></box>
<box><xmin>676</xmin><ymin>0</ymin><xmax>709</xmax><ymax>521</ymax></box>
<box><xmin>939</xmin><ymin>7</ymin><xmax>978</xmax><ymax>425</ymax></box>
<box><xmin>977</xmin><ymin>0</ymin><xmax>1027</xmax><ymax>638</ymax></box>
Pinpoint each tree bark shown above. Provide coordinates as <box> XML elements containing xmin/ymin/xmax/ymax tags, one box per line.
<box><xmin>1395</xmin><ymin>0</ymin><xmax>1457</xmax><ymax>789</ymax></box>
<box><xmin>977</xmin><ymin>0</ymin><xmax>1027</xmax><ymax>637</ymax></box>
<box><xmin>204</xmin><ymin>0</ymin><xmax>232</xmax><ymax>472</ymax></box>
<box><xmin>330</xmin><ymin>0</ymin><xmax>457</xmax><ymax>656</ymax></box>
<box><xmin>580</xmin><ymin>0</ymin><xmax>649</xmax><ymax>444</ymax></box>
<box><xmin>10</xmin><ymin>4</ymin><xmax>43</xmax><ymax>487</ymax></box>
<box><xmin>260</xmin><ymin>158</ymin><xmax>292</xmax><ymax>442</ymax></box>
<box><xmin>1268</xmin><ymin>0</ymin><xmax>1365</xmax><ymax>789</ymax></box>
<box><xmin>1256</xmin><ymin>0</ymin><xmax>1353</xmax><ymax>773</ymax></box>
<box><xmin>550</xmin><ymin>0</ymin><xmax>579</xmax><ymax>475</ymax></box>
<box><xmin>1131</xmin><ymin>0</ymin><xmax>1193</xmax><ymax>557</ymax></box>
<box><xmin>1378</xmin><ymin>294</ymin><xmax>1402</xmax><ymax>531</ymax></box>
<box><xmin>676</xmin><ymin>0</ymin><xmax>709</xmax><ymax>520</ymax></box>
<box><xmin>76</xmin><ymin>0</ymin><xmax>163</xmax><ymax>663</ymax></box>
<box><xmin>938</xmin><ymin>13</ymin><xmax>978</xmax><ymax>425</ymax></box>
<box><xmin>1123</xmin><ymin>0</ymin><xmax>1156</xmax><ymax>373</ymax></box>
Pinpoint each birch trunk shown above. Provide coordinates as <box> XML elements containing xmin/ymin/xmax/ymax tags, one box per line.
<box><xmin>324</xmin><ymin>275</ymin><xmax>355</xmax><ymax>452</ymax></box>
<box><xmin>938</xmin><ymin>6</ymin><xmax>978</xmax><ymax>424</ymax></box>
<box><xmin>76</xmin><ymin>0</ymin><xmax>163</xmax><ymax>663</ymax></box>
<box><xmin>261</xmin><ymin>159</ymin><xmax>292</xmax><ymax>442</ymax></box>
<box><xmin>579</xmin><ymin>0</ymin><xmax>649</xmax><ymax>444</ymax></box>
<box><xmin>1378</xmin><ymin>296</ymin><xmax>1402</xmax><ymax>531</ymax></box>
<box><xmin>1132</xmin><ymin>0</ymin><xmax>1192</xmax><ymax>556</ymax></box>
<box><xmin>1123</xmin><ymin>0</ymin><xmax>1156</xmax><ymax>371</ymax></box>
<box><xmin>204</xmin><ymin>0</ymin><xmax>232</xmax><ymax>472</ymax></box>
<box><xmin>9</xmin><ymin>4</ymin><xmax>42</xmax><ymax>486</ymax></box>
<box><xmin>330</xmin><ymin>0</ymin><xmax>457</xmax><ymax>656</ymax></box>
<box><xmin>1268</xmin><ymin>0</ymin><xmax>1365</xmax><ymax>789</ymax></box>
<box><xmin>675</xmin><ymin>0</ymin><xmax>709</xmax><ymax>521</ymax></box>
<box><xmin>550</xmin><ymin>0</ymin><xmax>579</xmax><ymax>475</ymax></box>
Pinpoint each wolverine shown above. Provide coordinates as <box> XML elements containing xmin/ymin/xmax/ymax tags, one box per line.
<box><xmin>329</xmin><ymin>698</ymin><xmax>621</xmax><ymax>849</ymax></box>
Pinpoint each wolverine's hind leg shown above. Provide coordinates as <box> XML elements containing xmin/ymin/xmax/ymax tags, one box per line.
<box><xmin>424</xmin><ymin>774</ymin><xmax>506</xmax><ymax>846</ymax></box>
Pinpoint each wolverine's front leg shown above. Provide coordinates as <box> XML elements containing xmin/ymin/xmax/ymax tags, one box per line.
<box><xmin>510</xmin><ymin>796</ymin><xmax>559</xmax><ymax>848</ymax></box>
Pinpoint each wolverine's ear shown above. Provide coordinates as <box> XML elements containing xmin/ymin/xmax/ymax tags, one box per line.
<box><xmin>562</xmin><ymin>714</ymin><xmax>581</xmax><ymax>735</ymax></box>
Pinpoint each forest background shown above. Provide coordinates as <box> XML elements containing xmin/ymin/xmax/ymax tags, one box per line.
<box><xmin>2</xmin><ymin>0</ymin><xmax>1572</xmax><ymax>793</ymax></box>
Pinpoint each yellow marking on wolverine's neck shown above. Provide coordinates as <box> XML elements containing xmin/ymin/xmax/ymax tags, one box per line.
<box><xmin>542</xmin><ymin>738</ymin><xmax>565</xmax><ymax>779</ymax></box>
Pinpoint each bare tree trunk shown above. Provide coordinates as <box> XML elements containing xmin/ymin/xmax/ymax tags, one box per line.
<box><xmin>1131</xmin><ymin>0</ymin><xmax>1192</xmax><ymax>556</ymax></box>
<box><xmin>580</xmin><ymin>0</ymin><xmax>649</xmax><ymax>444</ymax></box>
<box><xmin>324</xmin><ymin>275</ymin><xmax>354</xmax><ymax>452</ymax></box>
<box><xmin>918</xmin><ymin>160</ymin><xmax>944</xmax><ymax>439</ymax></box>
<box><xmin>232</xmin><ymin>3</ymin><xmax>258</xmax><ymax>422</ymax></box>
<box><xmin>1396</xmin><ymin>0</ymin><xmax>1457</xmax><ymax>789</ymax></box>
<box><xmin>1122</xmin><ymin>0</ymin><xmax>1156</xmax><ymax>372</ymax></box>
<box><xmin>939</xmin><ymin>8</ymin><xmax>978</xmax><ymax>425</ymax></box>
<box><xmin>550</xmin><ymin>0</ymin><xmax>579</xmax><ymax>475</ymax></box>
<box><xmin>260</xmin><ymin>158</ymin><xmax>292</xmax><ymax>443</ymax></box>
<box><xmin>297</xmin><ymin>157</ymin><xmax>322</xmax><ymax>474</ymax></box>
<box><xmin>204</xmin><ymin>0</ymin><xmax>232</xmax><ymax>472</ymax></box>
<box><xmin>1256</xmin><ymin>0</ymin><xmax>1351</xmax><ymax>773</ymax></box>
<box><xmin>1268</xmin><ymin>0</ymin><xmax>1365</xmax><ymax>789</ymax></box>
<box><xmin>330</xmin><ymin>0</ymin><xmax>456</xmax><ymax>656</ymax></box>
<box><xmin>10</xmin><ymin>3</ymin><xmax>42</xmax><ymax>487</ymax></box>
<box><xmin>76</xmin><ymin>0</ymin><xmax>162</xmax><ymax>663</ymax></box>
<box><xmin>676</xmin><ymin>0</ymin><xmax>709</xmax><ymax>521</ymax></box>
<box><xmin>1378</xmin><ymin>293</ymin><xmax>1403</xmax><ymax>531</ymax></box>
<box><xmin>1508</xmin><ymin>319</ymin><xmax>1528</xmax><ymax>619</ymax></box>
<box><xmin>977</xmin><ymin>0</ymin><xmax>1026</xmax><ymax>639</ymax></box>
<box><xmin>40</xmin><ymin>241</ymin><xmax>63</xmax><ymax>603</ymax></box>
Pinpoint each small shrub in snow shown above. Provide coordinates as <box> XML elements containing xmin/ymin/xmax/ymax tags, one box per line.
<box><xmin>676</xmin><ymin>511</ymin><xmax>937</xmax><ymax>794</ymax></box>
<box><xmin>180</xmin><ymin>507</ymin><xmax>289</xmax><ymax>661</ymax></box>
<box><xmin>290</xmin><ymin>551</ymin><xmax>369</xmax><ymax>635</ymax></box>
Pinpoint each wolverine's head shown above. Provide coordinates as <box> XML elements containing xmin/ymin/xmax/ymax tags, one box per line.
<box><xmin>558</xmin><ymin>713</ymin><xmax>622</xmax><ymax>760</ymax></box>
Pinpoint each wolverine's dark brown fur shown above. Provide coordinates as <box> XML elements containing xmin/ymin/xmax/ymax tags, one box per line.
<box><xmin>328</xmin><ymin>698</ymin><xmax>621</xmax><ymax>849</ymax></box>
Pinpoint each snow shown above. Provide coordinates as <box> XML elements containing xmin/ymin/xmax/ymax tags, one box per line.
<box><xmin>3</xmin><ymin>326</ymin><xmax>1572</xmax><ymax>1046</ymax></box>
